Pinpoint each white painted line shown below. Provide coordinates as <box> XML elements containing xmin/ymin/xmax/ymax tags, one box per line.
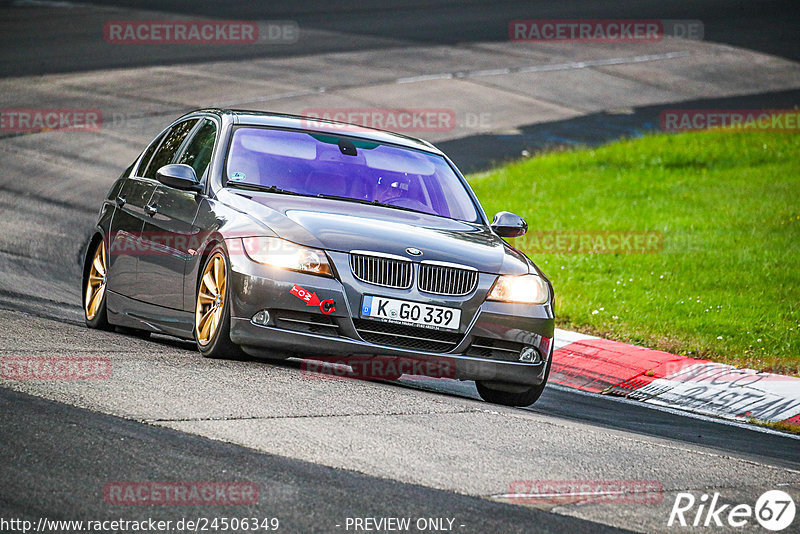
<box><xmin>516</xmin><ymin>51</ymin><xmax>692</xmax><ymax>74</ymax></box>
<box><xmin>468</xmin><ymin>68</ymin><xmax>512</xmax><ymax>77</ymax></box>
<box><xmin>553</xmin><ymin>327</ymin><xmax>597</xmax><ymax>350</ymax></box>
<box><xmin>396</xmin><ymin>73</ymin><xmax>455</xmax><ymax>84</ymax></box>
<box><xmin>636</xmin><ymin>362</ymin><xmax>800</xmax><ymax>422</ymax></box>
<box><xmin>545</xmin><ymin>383</ymin><xmax>800</xmax><ymax>441</ymax></box>
<box><xmin>395</xmin><ymin>51</ymin><xmax>692</xmax><ymax>85</ymax></box>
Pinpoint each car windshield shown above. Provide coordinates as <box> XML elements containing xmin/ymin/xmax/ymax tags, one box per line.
<box><xmin>225</xmin><ymin>127</ymin><xmax>480</xmax><ymax>223</ymax></box>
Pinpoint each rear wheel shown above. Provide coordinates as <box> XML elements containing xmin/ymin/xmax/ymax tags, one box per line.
<box><xmin>195</xmin><ymin>247</ymin><xmax>246</xmax><ymax>360</ymax></box>
<box><xmin>476</xmin><ymin>358</ymin><xmax>551</xmax><ymax>407</ymax></box>
<box><xmin>84</xmin><ymin>239</ymin><xmax>111</xmax><ymax>330</ymax></box>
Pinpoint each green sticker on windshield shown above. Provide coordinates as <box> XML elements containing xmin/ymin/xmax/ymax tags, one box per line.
<box><xmin>230</xmin><ymin>172</ymin><xmax>246</xmax><ymax>182</ymax></box>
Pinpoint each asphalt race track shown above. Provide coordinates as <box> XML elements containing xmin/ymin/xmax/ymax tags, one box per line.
<box><xmin>1</xmin><ymin>2</ymin><xmax>799</xmax><ymax>533</ymax></box>
<box><xmin>1</xmin><ymin>387</ymin><xmax>630</xmax><ymax>534</ymax></box>
<box><xmin>2</xmin><ymin>0</ymin><xmax>798</xmax><ymax>76</ymax></box>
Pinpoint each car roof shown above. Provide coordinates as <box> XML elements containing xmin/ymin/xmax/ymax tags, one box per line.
<box><xmin>189</xmin><ymin>108</ymin><xmax>444</xmax><ymax>155</ymax></box>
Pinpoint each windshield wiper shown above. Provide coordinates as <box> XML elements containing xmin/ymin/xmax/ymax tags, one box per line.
<box><xmin>228</xmin><ymin>183</ymin><xmax>302</xmax><ymax>196</ymax></box>
<box><xmin>315</xmin><ymin>194</ymin><xmax>421</xmax><ymax>214</ymax></box>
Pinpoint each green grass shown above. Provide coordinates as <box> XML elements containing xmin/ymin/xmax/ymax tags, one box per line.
<box><xmin>750</xmin><ymin>418</ymin><xmax>800</xmax><ymax>435</ymax></box>
<box><xmin>469</xmin><ymin>129</ymin><xmax>800</xmax><ymax>374</ymax></box>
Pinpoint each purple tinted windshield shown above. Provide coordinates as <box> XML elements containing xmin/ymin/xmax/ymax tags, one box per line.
<box><xmin>226</xmin><ymin>127</ymin><xmax>480</xmax><ymax>223</ymax></box>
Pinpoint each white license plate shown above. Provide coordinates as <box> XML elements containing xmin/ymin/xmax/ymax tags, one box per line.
<box><xmin>360</xmin><ymin>295</ymin><xmax>461</xmax><ymax>331</ymax></box>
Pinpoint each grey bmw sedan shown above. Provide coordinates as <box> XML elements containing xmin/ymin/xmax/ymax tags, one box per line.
<box><xmin>83</xmin><ymin>109</ymin><xmax>555</xmax><ymax>406</ymax></box>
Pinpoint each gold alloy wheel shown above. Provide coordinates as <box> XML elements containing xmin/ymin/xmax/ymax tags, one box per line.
<box><xmin>195</xmin><ymin>253</ymin><xmax>227</xmax><ymax>346</ymax></box>
<box><xmin>85</xmin><ymin>240</ymin><xmax>107</xmax><ymax>320</ymax></box>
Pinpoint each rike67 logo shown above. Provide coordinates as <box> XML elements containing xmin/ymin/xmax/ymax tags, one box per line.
<box><xmin>668</xmin><ymin>490</ymin><xmax>795</xmax><ymax>531</ymax></box>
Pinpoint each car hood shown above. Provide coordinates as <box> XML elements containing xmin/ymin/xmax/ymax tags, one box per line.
<box><xmin>225</xmin><ymin>191</ymin><xmax>530</xmax><ymax>275</ymax></box>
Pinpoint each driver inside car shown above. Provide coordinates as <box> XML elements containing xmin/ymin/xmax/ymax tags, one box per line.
<box><xmin>374</xmin><ymin>175</ymin><xmax>412</xmax><ymax>204</ymax></box>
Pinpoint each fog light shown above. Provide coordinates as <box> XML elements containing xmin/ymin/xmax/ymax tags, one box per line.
<box><xmin>519</xmin><ymin>346</ymin><xmax>542</xmax><ymax>364</ymax></box>
<box><xmin>251</xmin><ymin>310</ymin><xmax>270</xmax><ymax>326</ymax></box>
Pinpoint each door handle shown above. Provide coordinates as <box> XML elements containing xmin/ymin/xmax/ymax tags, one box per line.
<box><xmin>115</xmin><ymin>196</ymin><xmax>126</xmax><ymax>207</ymax></box>
<box><xmin>144</xmin><ymin>204</ymin><xmax>158</xmax><ymax>217</ymax></box>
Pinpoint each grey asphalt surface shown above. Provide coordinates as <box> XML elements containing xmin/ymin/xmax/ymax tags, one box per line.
<box><xmin>0</xmin><ymin>387</ymin><xmax>633</xmax><ymax>534</ymax></box>
<box><xmin>88</xmin><ymin>0</ymin><xmax>799</xmax><ymax>58</ymax></box>
<box><xmin>1</xmin><ymin>0</ymin><xmax>798</xmax><ymax>77</ymax></box>
<box><xmin>1</xmin><ymin>1</ymin><xmax>800</xmax><ymax>533</ymax></box>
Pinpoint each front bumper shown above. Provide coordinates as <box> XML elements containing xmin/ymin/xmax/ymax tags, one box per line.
<box><xmin>226</xmin><ymin>247</ymin><xmax>555</xmax><ymax>386</ymax></box>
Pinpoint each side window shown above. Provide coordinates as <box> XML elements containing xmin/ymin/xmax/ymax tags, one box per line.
<box><xmin>135</xmin><ymin>130</ymin><xmax>167</xmax><ymax>177</ymax></box>
<box><xmin>143</xmin><ymin>119</ymin><xmax>198</xmax><ymax>179</ymax></box>
<box><xmin>178</xmin><ymin>119</ymin><xmax>217</xmax><ymax>179</ymax></box>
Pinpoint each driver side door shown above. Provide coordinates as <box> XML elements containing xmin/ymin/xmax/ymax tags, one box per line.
<box><xmin>130</xmin><ymin>118</ymin><xmax>198</xmax><ymax>304</ymax></box>
<box><xmin>138</xmin><ymin>118</ymin><xmax>218</xmax><ymax>311</ymax></box>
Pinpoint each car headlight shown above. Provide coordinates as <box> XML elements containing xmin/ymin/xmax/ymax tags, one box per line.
<box><xmin>241</xmin><ymin>237</ymin><xmax>332</xmax><ymax>277</ymax></box>
<box><xmin>487</xmin><ymin>274</ymin><xmax>549</xmax><ymax>304</ymax></box>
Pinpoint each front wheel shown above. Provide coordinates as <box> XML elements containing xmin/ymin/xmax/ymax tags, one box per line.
<box><xmin>476</xmin><ymin>358</ymin><xmax>551</xmax><ymax>407</ymax></box>
<box><xmin>84</xmin><ymin>238</ymin><xmax>111</xmax><ymax>330</ymax></box>
<box><xmin>195</xmin><ymin>247</ymin><xmax>246</xmax><ymax>360</ymax></box>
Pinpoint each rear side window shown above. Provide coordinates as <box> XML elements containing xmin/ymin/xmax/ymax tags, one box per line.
<box><xmin>143</xmin><ymin>119</ymin><xmax>198</xmax><ymax>179</ymax></box>
<box><xmin>178</xmin><ymin>119</ymin><xmax>217</xmax><ymax>179</ymax></box>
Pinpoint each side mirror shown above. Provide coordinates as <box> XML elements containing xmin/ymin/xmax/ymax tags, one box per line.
<box><xmin>491</xmin><ymin>211</ymin><xmax>528</xmax><ymax>237</ymax></box>
<box><xmin>156</xmin><ymin>164</ymin><xmax>202</xmax><ymax>192</ymax></box>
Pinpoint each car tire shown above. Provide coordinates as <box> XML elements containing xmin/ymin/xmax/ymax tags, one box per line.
<box><xmin>476</xmin><ymin>357</ymin><xmax>551</xmax><ymax>407</ymax></box>
<box><xmin>84</xmin><ymin>238</ymin><xmax>112</xmax><ymax>330</ymax></box>
<box><xmin>194</xmin><ymin>246</ymin><xmax>247</xmax><ymax>360</ymax></box>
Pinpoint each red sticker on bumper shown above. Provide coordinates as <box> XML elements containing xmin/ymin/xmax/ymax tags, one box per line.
<box><xmin>290</xmin><ymin>284</ymin><xmax>336</xmax><ymax>315</ymax></box>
